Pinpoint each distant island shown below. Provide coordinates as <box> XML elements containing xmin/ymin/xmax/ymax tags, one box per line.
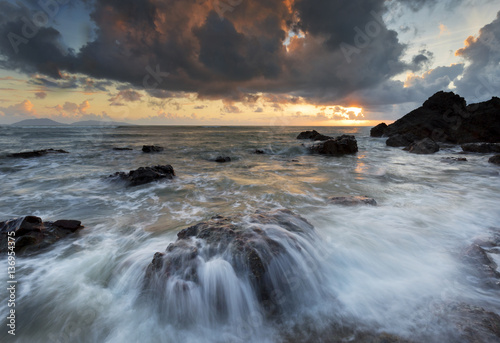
<box><xmin>10</xmin><ymin>118</ymin><xmax>135</xmax><ymax>126</ymax></box>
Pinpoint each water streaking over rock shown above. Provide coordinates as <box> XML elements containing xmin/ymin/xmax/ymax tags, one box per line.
<box><xmin>0</xmin><ymin>125</ymin><xmax>500</xmax><ymax>343</ymax></box>
<box><xmin>143</xmin><ymin>209</ymin><xmax>329</xmax><ymax>327</ymax></box>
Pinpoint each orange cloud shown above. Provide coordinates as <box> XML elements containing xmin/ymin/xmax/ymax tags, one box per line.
<box><xmin>0</xmin><ymin>100</ymin><xmax>37</xmax><ymax>117</ymax></box>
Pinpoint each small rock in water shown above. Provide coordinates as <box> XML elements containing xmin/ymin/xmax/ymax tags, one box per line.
<box><xmin>310</xmin><ymin>135</ymin><xmax>358</xmax><ymax>155</ymax></box>
<box><xmin>461</xmin><ymin>143</ymin><xmax>500</xmax><ymax>153</ymax></box>
<box><xmin>405</xmin><ymin>138</ymin><xmax>440</xmax><ymax>154</ymax></box>
<box><xmin>442</xmin><ymin>157</ymin><xmax>467</xmax><ymax>162</ymax></box>
<box><xmin>142</xmin><ymin>145</ymin><xmax>164</xmax><ymax>153</ymax></box>
<box><xmin>329</xmin><ymin>196</ymin><xmax>377</xmax><ymax>206</ymax></box>
<box><xmin>110</xmin><ymin>165</ymin><xmax>175</xmax><ymax>186</ymax></box>
<box><xmin>488</xmin><ymin>155</ymin><xmax>500</xmax><ymax>165</ymax></box>
<box><xmin>254</xmin><ymin>149</ymin><xmax>265</xmax><ymax>154</ymax></box>
<box><xmin>297</xmin><ymin>130</ymin><xmax>332</xmax><ymax>141</ymax></box>
<box><xmin>0</xmin><ymin>216</ymin><xmax>83</xmax><ymax>255</ymax></box>
<box><xmin>215</xmin><ymin>156</ymin><xmax>231</xmax><ymax>163</ymax></box>
<box><xmin>113</xmin><ymin>147</ymin><xmax>133</xmax><ymax>151</ymax></box>
<box><xmin>7</xmin><ymin>149</ymin><xmax>69</xmax><ymax>158</ymax></box>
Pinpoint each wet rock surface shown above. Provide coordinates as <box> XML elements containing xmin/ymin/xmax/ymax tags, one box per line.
<box><xmin>446</xmin><ymin>303</ymin><xmax>500</xmax><ymax>343</ymax></box>
<box><xmin>386</xmin><ymin>133</ymin><xmax>418</xmax><ymax>147</ymax></box>
<box><xmin>142</xmin><ymin>145</ymin><xmax>164</xmax><ymax>153</ymax></box>
<box><xmin>461</xmin><ymin>232</ymin><xmax>500</xmax><ymax>288</ymax></box>
<box><xmin>297</xmin><ymin>130</ymin><xmax>333</xmax><ymax>141</ymax></box>
<box><xmin>215</xmin><ymin>156</ymin><xmax>231</xmax><ymax>163</ymax></box>
<box><xmin>144</xmin><ymin>209</ymin><xmax>322</xmax><ymax>317</ymax></box>
<box><xmin>442</xmin><ymin>157</ymin><xmax>467</xmax><ymax>162</ymax></box>
<box><xmin>489</xmin><ymin>155</ymin><xmax>500</xmax><ymax>165</ymax></box>
<box><xmin>461</xmin><ymin>143</ymin><xmax>500</xmax><ymax>153</ymax></box>
<box><xmin>309</xmin><ymin>135</ymin><xmax>358</xmax><ymax>156</ymax></box>
<box><xmin>405</xmin><ymin>138</ymin><xmax>440</xmax><ymax>154</ymax></box>
<box><xmin>0</xmin><ymin>216</ymin><xmax>83</xmax><ymax>255</ymax></box>
<box><xmin>329</xmin><ymin>196</ymin><xmax>377</xmax><ymax>206</ymax></box>
<box><xmin>110</xmin><ymin>165</ymin><xmax>175</xmax><ymax>186</ymax></box>
<box><xmin>7</xmin><ymin>149</ymin><xmax>69</xmax><ymax>158</ymax></box>
<box><xmin>370</xmin><ymin>123</ymin><xmax>388</xmax><ymax>137</ymax></box>
<box><xmin>373</xmin><ymin>92</ymin><xmax>500</xmax><ymax>146</ymax></box>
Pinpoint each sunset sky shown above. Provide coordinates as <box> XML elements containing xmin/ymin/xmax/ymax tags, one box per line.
<box><xmin>0</xmin><ymin>0</ymin><xmax>499</xmax><ymax>125</ymax></box>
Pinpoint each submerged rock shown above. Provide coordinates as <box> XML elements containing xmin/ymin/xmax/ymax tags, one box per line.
<box><xmin>375</xmin><ymin>91</ymin><xmax>500</xmax><ymax>146</ymax></box>
<box><xmin>446</xmin><ymin>303</ymin><xmax>500</xmax><ymax>343</ymax></box>
<box><xmin>113</xmin><ymin>147</ymin><xmax>133</xmax><ymax>151</ymax></box>
<box><xmin>144</xmin><ymin>209</ymin><xmax>326</xmax><ymax>322</ymax></box>
<box><xmin>442</xmin><ymin>157</ymin><xmax>467</xmax><ymax>162</ymax></box>
<box><xmin>297</xmin><ymin>130</ymin><xmax>333</xmax><ymax>141</ymax></box>
<box><xmin>461</xmin><ymin>143</ymin><xmax>500</xmax><ymax>153</ymax></box>
<box><xmin>405</xmin><ymin>138</ymin><xmax>440</xmax><ymax>154</ymax></box>
<box><xmin>461</xmin><ymin>232</ymin><xmax>500</xmax><ymax>289</ymax></box>
<box><xmin>328</xmin><ymin>196</ymin><xmax>377</xmax><ymax>206</ymax></box>
<box><xmin>254</xmin><ymin>149</ymin><xmax>265</xmax><ymax>154</ymax></box>
<box><xmin>309</xmin><ymin>135</ymin><xmax>358</xmax><ymax>155</ymax></box>
<box><xmin>142</xmin><ymin>145</ymin><xmax>164</xmax><ymax>153</ymax></box>
<box><xmin>370</xmin><ymin>123</ymin><xmax>388</xmax><ymax>137</ymax></box>
<box><xmin>7</xmin><ymin>149</ymin><xmax>69</xmax><ymax>158</ymax></box>
<box><xmin>0</xmin><ymin>216</ymin><xmax>83</xmax><ymax>255</ymax></box>
<box><xmin>215</xmin><ymin>156</ymin><xmax>231</xmax><ymax>163</ymax></box>
<box><xmin>489</xmin><ymin>155</ymin><xmax>500</xmax><ymax>165</ymax></box>
<box><xmin>110</xmin><ymin>165</ymin><xmax>175</xmax><ymax>186</ymax></box>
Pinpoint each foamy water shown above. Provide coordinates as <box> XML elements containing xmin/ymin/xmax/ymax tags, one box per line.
<box><xmin>0</xmin><ymin>126</ymin><xmax>499</xmax><ymax>342</ymax></box>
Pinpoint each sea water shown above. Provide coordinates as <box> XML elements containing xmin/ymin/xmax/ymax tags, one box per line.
<box><xmin>0</xmin><ymin>126</ymin><xmax>499</xmax><ymax>342</ymax></box>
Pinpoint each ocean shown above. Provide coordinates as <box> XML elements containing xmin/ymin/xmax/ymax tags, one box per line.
<box><xmin>1</xmin><ymin>125</ymin><xmax>500</xmax><ymax>342</ymax></box>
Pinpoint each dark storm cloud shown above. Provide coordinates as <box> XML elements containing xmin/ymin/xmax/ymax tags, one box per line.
<box><xmin>0</xmin><ymin>0</ymin><xmax>456</xmax><ymax>107</ymax></box>
<box><xmin>454</xmin><ymin>11</ymin><xmax>500</xmax><ymax>102</ymax></box>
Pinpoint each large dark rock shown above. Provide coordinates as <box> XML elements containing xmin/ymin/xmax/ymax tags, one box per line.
<box><xmin>144</xmin><ymin>209</ymin><xmax>323</xmax><ymax>318</ymax></box>
<box><xmin>457</xmin><ymin>97</ymin><xmax>500</xmax><ymax>143</ymax></box>
<box><xmin>370</xmin><ymin>123</ymin><xmax>388</xmax><ymax>137</ymax></box>
<box><xmin>142</xmin><ymin>145</ymin><xmax>164</xmax><ymax>153</ymax></box>
<box><xmin>7</xmin><ymin>149</ymin><xmax>69</xmax><ymax>158</ymax></box>
<box><xmin>489</xmin><ymin>155</ymin><xmax>500</xmax><ymax>165</ymax></box>
<box><xmin>462</xmin><ymin>143</ymin><xmax>500</xmax><ymax>153</ymax></box>
<box><xmin>377</xmin><ymin>92</ymin><xmax>500</xmax><ymax>146</ymax></box>
<box><xmin>297</xmin><ymin>130</ymin><xmax>333</xmax><ymax>141</ymax></box>
<box><xmin>405</xmin><ymin>138</ymin><xmax>440</xmax><ymax>154</ymax></box>
<box><xmin>310</xmin><ymin>135</ymin><xmax>358</xmax><ymax>155</ymax></box>
<box><xmin>0</xmin><ymin>216</ymin><xmax>83</xmax><ymax>255</ymax></box>
<box><xmin>111</xmin><ymin>165</ymin><xmax>175</xmax><ymax>186</ymax></box>
<box><xmin>329</xmin><ymin>196</ymin><xmax>377</xmax><ymax>206</ymax></box>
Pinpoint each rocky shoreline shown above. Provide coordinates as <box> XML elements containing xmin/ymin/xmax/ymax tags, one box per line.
<box><xmin>370</xmin><ymin>91</ymin><xmax>500</xmax><ymax>156</ymax></box>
